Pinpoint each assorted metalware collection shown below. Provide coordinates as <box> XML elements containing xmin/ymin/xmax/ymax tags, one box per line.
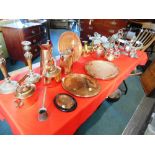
<box><xmin>0</xmin><ymin>29</ymin><xmax>143</xmax><ymax>121</ymax></box>
<box><xmin>88</xmin><ymin>29</ymin><xmax>144</xmax><ymax>61</ymax></box>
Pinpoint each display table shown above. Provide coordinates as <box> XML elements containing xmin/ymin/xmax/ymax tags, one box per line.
<box><xmin>0</xmin><ymin>51</ymin><xmax>147</xmax><ymax>134</ymax></box>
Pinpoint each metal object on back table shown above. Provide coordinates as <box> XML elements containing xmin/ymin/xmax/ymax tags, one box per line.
<box><xmin>85</xmin><ymin>60</ymin><xmax>119</xmax><ymax>80</ymax></box>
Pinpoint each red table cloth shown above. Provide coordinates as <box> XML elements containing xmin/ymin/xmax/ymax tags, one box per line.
<box><xmin>0</xmin><ymin>51</ymin><xmax>147</xmax><ymax>135</ymax></box>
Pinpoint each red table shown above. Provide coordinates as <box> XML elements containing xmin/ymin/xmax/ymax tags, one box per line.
<box><xmin>0</xmin><ymin>51</ymin><xmax>147</xmax><ymax>134</ymax></box>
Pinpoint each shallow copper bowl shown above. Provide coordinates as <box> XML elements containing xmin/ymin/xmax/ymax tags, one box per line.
<box><xmin>62</xmin><ymin>73</ymin><xmax>101</xmax><ymax>97</ymax></box>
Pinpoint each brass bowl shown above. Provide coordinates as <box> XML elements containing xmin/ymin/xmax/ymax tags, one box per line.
<box><xmin>62</xmin><ymin>73</ymin><xmax>101</xmax><ymax>97</ymax></box>
<box><xmin>54</xmin><ymin>93</ymin><xmax>77</xmax><ymax>112</ymax></box>
<box><xmin>15</xmin><ymin>83</ymin><xmax>36</xmax><ymax>99</ymax></box>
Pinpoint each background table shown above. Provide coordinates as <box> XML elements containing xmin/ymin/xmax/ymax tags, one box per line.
<box><xmin>0</xmin><ymin>51</ymin><xmax>147</xmax><ymax>134</ymax></box>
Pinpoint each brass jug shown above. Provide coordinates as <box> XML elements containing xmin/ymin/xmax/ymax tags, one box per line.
<box><xmin>59</xmin><ymin>49</ymin><xmax>73</xmax><ymax>75</ymax></box>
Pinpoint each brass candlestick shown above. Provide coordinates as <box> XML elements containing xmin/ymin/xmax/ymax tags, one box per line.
<box><xmin>21</xmin><ymin>41</ymin><xmax>40</xmax><ymax>84</ymax></box>
<box><xmin>0</xmin><ymin>45</ymin><xmax>18</xmax><ymax>94</ymax></box>
<box><xmin>82</xmin><ymin>41</ymin><xmax>89</xmax><ymax>56</ymax></box>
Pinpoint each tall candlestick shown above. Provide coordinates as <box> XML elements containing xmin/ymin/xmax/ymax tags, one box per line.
<box><xmin>0</xmin><ymin>45</ymin><xmax>18</xmax><ymax>94</ymax></box>
<box><xmin>21</xmin><ymin>41</ymin><xmax>40</xmax><ymax>84</ymax></box>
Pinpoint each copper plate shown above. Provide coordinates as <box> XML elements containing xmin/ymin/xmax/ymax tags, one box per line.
<box><xmin>85</xmin><ymin>60</ymin><xmax>119</xmax><ymax>80</ymax></box>
<box><xmin>58</xmin><ymin>31</ymin><xmax>82</xmax><ymax>62</ymax></box>
<box><xmin>62</xmin><ymin>73</ymin><xmax>101</xmax><ymax>97</ymax></box>
<box><xmin>54</xmin><ymin>93</ymin><xmax>77</xmax><ymax>112</ymax></box>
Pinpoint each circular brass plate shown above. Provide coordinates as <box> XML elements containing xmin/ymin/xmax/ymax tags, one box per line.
<box><xmin>62</xmin><ymin>73</ymin><xmax>101</xmax><ymax>97</ymax></box>
<box><xmin>85</xmin><ymin>60</ymin><xmax>119</xmax><ymax>80</ymax></box>
<box><xmin>54</xmin><ymin>93</ymin><xmax>77</xmax><ymax>112</ymax></box>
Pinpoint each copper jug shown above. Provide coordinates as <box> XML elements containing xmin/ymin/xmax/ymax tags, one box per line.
<box><xmin>40</xmin><ymin>41</ymin><xmax>61</xmax><ymax>84</ymax></box>
<box><xmin>40</xmin><ymin>40</ymin><xmax>53</xmax><ymax>76</ymax></box>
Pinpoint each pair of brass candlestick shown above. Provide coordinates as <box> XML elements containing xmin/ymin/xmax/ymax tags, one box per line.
<box><xmin>0</xmin><ymin>42</ymin><xmax>39</xmax><ymax>100</ymax></box>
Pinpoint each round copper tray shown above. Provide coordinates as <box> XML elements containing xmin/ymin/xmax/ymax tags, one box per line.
<box><xmin>54</xmin><ymin>93</ymin><xmax>77</xmax><ymax>112</ymax></box>
<box><xmin>85</xmin><ymin>60</ymin><xmax>119</xmax><ymax>80</ymax></box>
<box><xmin>62</xmin><ymin>73</ymin><xmax>101</xmax><ymax>97</ymax></box>
<box><xmin>58</xmin><ymin>31</ymin><xmax>82</xmax><ymax>62</ymax></box>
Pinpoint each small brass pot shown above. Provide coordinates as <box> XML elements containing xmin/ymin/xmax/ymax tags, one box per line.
<box><xmin>15</xmin><ymin>83</ymin><xmax>36</xmax><ymax>100</ymax></box>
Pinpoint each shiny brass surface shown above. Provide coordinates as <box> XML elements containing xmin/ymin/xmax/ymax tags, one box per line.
<box><xmin>15</xmin><ymin>83</ymin><xmax>36</xmax><ymax>99</ymax></box>
<box><xmin>85</xmin><ymin>60</ymin><xmax>119</xmax><ymax>80</ymax></box>
<box><xmin>0</xmin><ymin>48</ymin><xmax>9</xmax><ymax>78</ymax></box>
<box><xmin>55</xmin><ymin>94</ymin><xmax>76</xmax><ymax>109</ymax></box>
<box><xmin>0</xmin><ymin>47</ymin><xmax>18</xmax><ymax>94</ymax></box>
<box><xmin>22</xmin><ymin>41</ymin><xmax>40</xmax><ymax>84</ymax></box>
<box><xmin>40</xmin><ymin>41</ymin><xmax>61</xmax><ymax>84</ymax></box>
<box><xmin>0</xmin><ymin>57</ymin><xmax>9</xmax><ymax>78</ymax></box>
<box><xmin>62</xmin><ymin>73</ymin><xmax>101</xmax><ymax>97</ymax></box>
<box><xmin>58</xmin><ymin>31</ymin><xmax>82</xmax><ymax>62</ymax></box>
<box><xmin>24</xmin><ymin>51</ymin><xmax>33</xmax><ymax>70</ymax></box>
<box><xmin>60</xmin><ymin>53</ymin><xmax>73</xmax><ymax>75</ymax></box>
<box><xmin>40</xmin><ymin>41</ymin><xmax>53</xmax><ymax>76</ymax></box>
<box><xmin>22</xmin><ymin>41</ymin><xmax>33</xmax><ymax>71</ymax></box>
<box><xmin>54</xmin><ymin>67</ymin><xmax>61</xmax><ymax>82</ymax></box>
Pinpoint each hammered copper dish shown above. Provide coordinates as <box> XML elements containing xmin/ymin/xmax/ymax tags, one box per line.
<box><xmin>54</xmin><ymin>93</ymin><xmax>77</xmax><ymax>112</ymax></box>
<box><xmin>62</xmin><ymin>73</ymin><xmax>101</xmax><ymax>97</ymax></box>
<box><xmin>58</xmin><ymin>31</ymin><xmax>82</xmax><ymax>62</ymax></box>
<box><xmin>85</xmin><ymin>60</ymin><xmax>119</xmax><ymax>80</ymax></box>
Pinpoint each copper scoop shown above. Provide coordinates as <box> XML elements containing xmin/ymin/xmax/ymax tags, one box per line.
<box><xmin>38</xmin><ymin>87</ymin><xmax>48</xmax><ymax>121</ymax></box>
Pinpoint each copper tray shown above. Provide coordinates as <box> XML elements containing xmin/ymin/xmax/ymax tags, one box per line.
<box><xmin>85</xmin><ymin>60</ymin><xmax>119</xmax><ymax>80</ymax></box>
<box><xmin>58</xmin><ymin>31</ymin><xmax>82</xmax><ymax>62</ymax></box>
<box><xmin>62</xmin><ymin>73</ymin><xmax>101</xmax><ymax>97</ymax></box>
